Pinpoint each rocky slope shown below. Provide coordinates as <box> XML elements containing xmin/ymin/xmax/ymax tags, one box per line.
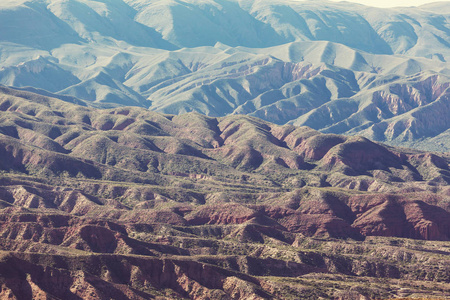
<box><xmin>1</xmin><ymin>0</ymin><xmax>450</xmax><ymax>151</ymax></box>
<box><xmin>0</xmin><ymin>88</ymin><xmax>449</xmax><ymax>299</ymax></box>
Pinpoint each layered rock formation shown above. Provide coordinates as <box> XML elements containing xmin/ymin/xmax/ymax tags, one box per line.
<box><xmin>0</xmin><ymin>88</ymin><xmax>449</xmax><ymax>298</ymax></box>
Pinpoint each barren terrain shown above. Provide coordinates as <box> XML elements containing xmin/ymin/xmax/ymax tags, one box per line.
<box><xmin>0</xmin><ymin>87</ymin><xmax>449</xmax><ymax>299</ymax></box>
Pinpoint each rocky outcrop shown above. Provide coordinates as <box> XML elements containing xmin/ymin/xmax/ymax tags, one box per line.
<box><xmin>185</xmin><ymin>204</ymin><xmax>259</xmax><ymax>225</ymax></box>
<box><xmin>0</xmin><ymin>252</ymin><xmax>275</xmax><ymax>300</ymax></box>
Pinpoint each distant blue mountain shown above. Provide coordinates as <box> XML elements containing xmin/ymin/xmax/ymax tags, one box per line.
<box><xmin>0</xmin><ymin>0</ymin><xmax>449</xmax><ymax>151</ymax></box>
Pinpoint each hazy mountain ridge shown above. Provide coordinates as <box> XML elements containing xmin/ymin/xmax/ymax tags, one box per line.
<box><xmin>1</xmin><ymin>2</ymin><xmax>450</xmax><ymax>298</ymax></box>
<box><xmin>0</xmin><ymin>0</ymin><xmax>450</xmax><ymax>151</ymax></box>
<box><xmin>1</xmin><ymin>0</ymin><xmax>448</xmax><ymax>56</ymax></box>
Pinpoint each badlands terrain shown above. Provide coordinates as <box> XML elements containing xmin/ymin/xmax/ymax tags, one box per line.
<box><xmin>0</xmin><ymin>87</ymin><xmax>448</xmax><ymax>299</ymax></box>
<box><xmin>0</xmin><ymin>0</ymin><xmax>450</xmax><ymax>299</ymax></box>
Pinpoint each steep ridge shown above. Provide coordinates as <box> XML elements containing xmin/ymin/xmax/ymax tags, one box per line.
<box><xmin>1</xmin><ymin>0</ymin><xmax>449</xmax><ymax>56</ymax></box>
<box><xmin>0</xmin><ymin>87</ymin><xmax>449</xmax><ymax>241</ymax></box>
<box><xmin>0</xmin><ymin>0</ymin><xmax>450</xmax><ymax>295</ymax></box>
<box><xmin>0</xmin><ymin>0</ymin><xmax>450</xmax><ymax>151</ymax></box>
<box><xmin>0</xmin><ymin>88</ymin><xmax>449</xmax><ymax>298</ymax></box>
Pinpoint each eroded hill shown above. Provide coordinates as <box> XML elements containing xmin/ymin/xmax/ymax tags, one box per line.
<box><xmin>0</xmin><ymin>88</ymin><xmax>449</xmax><ymax>299</ymax></box>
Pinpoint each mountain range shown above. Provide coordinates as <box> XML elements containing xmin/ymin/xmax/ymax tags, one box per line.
<box><xmin>0</xmin><ymin>2</ymin><xmax>450</xmax><ymax>298</ymax></box>
<box><xmin>1</xmin><ymin>0</ymin><xmax>450</xmax><ymax>151</ymax></box>
<box><xmin>0</xmin><ymin>86</ymin><xmax>449</xmax><ymax>299</ymax></box>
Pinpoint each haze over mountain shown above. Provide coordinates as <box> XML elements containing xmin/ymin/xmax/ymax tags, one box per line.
<box><xmin>0</xmin><ymin>0</ymin><xmax>449</xmax><ymax>152</ymax></box>
<box><xmin>1</xmin><ymin>1</ymin><xmax>450</xmax><ymax>298</ymax></box>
